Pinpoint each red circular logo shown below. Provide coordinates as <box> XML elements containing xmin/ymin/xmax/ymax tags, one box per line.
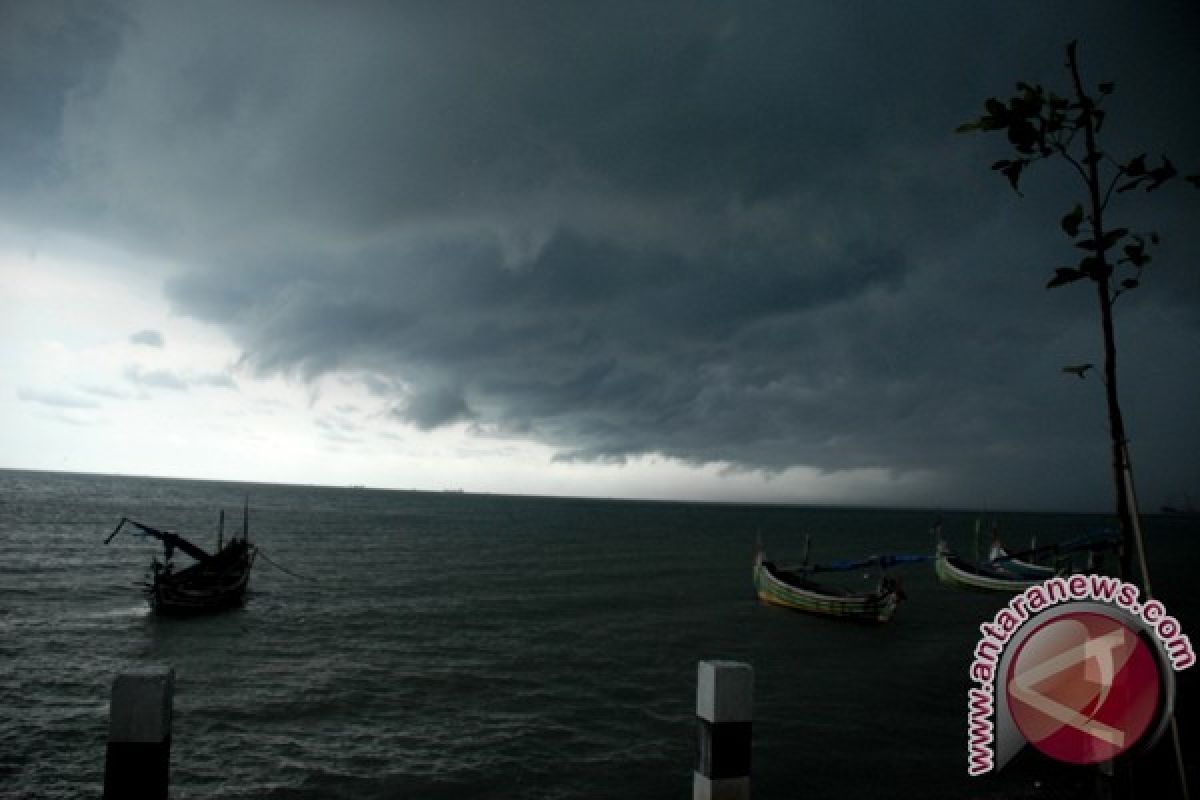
<box><xmin>1006</xmin><ymin>611</ymin><xmax>1160</xmax><ymax>764</ymax></box>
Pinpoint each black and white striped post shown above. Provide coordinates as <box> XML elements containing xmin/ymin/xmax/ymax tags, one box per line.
<box><xmin>694</xmin><ymin>660</ymin><xmax>753</xmax><ymax>800</ymax></box>
<box><xmin>103</xmin><ymin>665</ymin><xmax>175</xmax><ymax>800</ymax></box>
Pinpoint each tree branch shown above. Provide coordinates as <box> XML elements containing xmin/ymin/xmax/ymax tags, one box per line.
<box><xmin>1054</xmin><ymin>140</ymin><xmax>1090</xmax><ymax>185</ymax></box>
<box><xmin>1101</xmin><ymin>166</ymin><xmax>1127</xmax><ymax>212</ymax></box>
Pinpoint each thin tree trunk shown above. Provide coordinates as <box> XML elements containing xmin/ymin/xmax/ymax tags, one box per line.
<box><xmin>1068</xmin><ymin>43</ymin><xmax>1135</xmax><ymax>581</ymax></box>
<box><xmin>1098</xmin><ymin>282</ymin><xmax>1134</xmax><ymax>580</ymax></box>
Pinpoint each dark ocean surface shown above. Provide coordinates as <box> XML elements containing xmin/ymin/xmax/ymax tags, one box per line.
<box><xmin>1</xmin><ymin>469</ymin><xmax>1196</xmax><ymax>799</ymax></box>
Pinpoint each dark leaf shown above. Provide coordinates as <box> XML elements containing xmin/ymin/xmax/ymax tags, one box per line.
<box><xmin>1060</xmin><ymin>204</ymin><xmax>1084</xmax><ymax>237</ymax></box>
<box><xmin>1075</xmin><ymin>238</ymin><xmax>1098</xmax><ymax>251</ymax></box>
<box><xmin>1017</xmin><ymin>87</ymin><xmax>1043</xmax><ymax>116</ymax></box>
<box><xmin>1147</xmin><ymin>157</ymin><xmax>1178</xmax><ymax>191</ymax></box>
<box><xmin>1149</xmin><ymin>232</ymin><xmax>1160</xmax><ymax>245</ymax></box>
<box><xmin>1093</xmin><ymin>109</ymin><xmax>1106</xmax><ymax>131</ymax></box>
<box><xmin>1126</xmin><ymin>253</ymin><xmax>1149</xmax><ymax>269</ymax></box>
<box><xmin>1078</xmin><ymin>255</ymin><xmax>1105</xmax><ymax>280</ymax></box>
<box><xmin>991</xmin><ymin>159</ymin><xmax>1011</xmax><ymax>171</ymax></box>
<box><xmin>1098</xmin><ymin>82</ymin><xmax>1115</xmax><ymax>95</ymax></box>
<box><xmin>1187</xmin><ymin>175</ymin><xmax>1200</xmax><ymax>188</ymax></box>
<box><xmin>1121</xmin><ymin>278</ymin><xmax>1139</xmax><ymax>290</ymax></box>
<box><xmin>1125</xmin><ymin>154</ymin><xmax>1147</xmax><ymax>176</ymax></box>
<box><xmin>1101</xmin><ymin>228</ymin><xmax>1129</xmax><ymax>249</ymax></box>
<box><xmin>1117</xmin><ymin>177</ymin><xmax>1146</xmax><ymax>193</ymax></box>
<box><xmin>1062</xmin><ymin>363</ymin><xmax>1094</xmax><ymax>379</ymax></box>
<box><xmin>1008</xmin><ymin>119</ymin><xmax>1039</xmax><ymax>154</ymax></box>
<box><xmin>955</xmin><ymin>120</ymin><xmax>982</xmax><ymax>134</ymax></box>
<box><xmin>1047</xmin><ymin>267</ymin><xmax>1086</xmax><ymax>288</ymax></box>
<box><xmin>1121</xmin><ymin>241</ymin><xmax>1149</xmax><ymax>268</ymax></box>
<box><xmin>1000</xmin><ymin>158</ymin><xmax>1030</xmax><ymax>194</ymax></box>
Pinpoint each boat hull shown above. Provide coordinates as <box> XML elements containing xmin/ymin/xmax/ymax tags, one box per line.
<box><xmin>988</xmin><ymin>557</ymin><xmax>1056</xmax><ymax>580</ymax></box>
<box><xmin>753</xmin><ymin>553</ymin><xmax>899</xmax><ymax>623</ymax></box>
<box><xmin>149</xmin><ymin>541</ymin><xmax>256</xmax><ymax>615</ymax></box>
<box><xmin>935</xmin><ymin>549</ymin><xmax>1046</xmax><ymax>593</ymax></box>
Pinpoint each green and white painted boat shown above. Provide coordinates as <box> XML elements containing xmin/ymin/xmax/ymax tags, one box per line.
<box><xmin>934</xmin><ymin>541</ymin><xmax>1048</xmax><ymax>593</ymax></box>
<box><xmin>753</xmin><ymin>550</ymin><xmax>902</xmax><ymax>623</ymax></box>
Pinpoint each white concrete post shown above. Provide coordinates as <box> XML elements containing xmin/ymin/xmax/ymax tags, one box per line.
<box><xmin>103</xmin><ymin>665</ymin><xmax>175</xmax><ymax>800</ymax></box>
<box><xmin>694</xmin><ymin>660</ymin><xmax>753</xmax><ymax>800</ymax></box>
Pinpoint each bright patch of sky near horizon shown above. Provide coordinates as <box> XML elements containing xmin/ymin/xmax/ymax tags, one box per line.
<box><xmin>0</xmin><ymin>239</ymin><xmax>941</xmax><ymax>505</ymax></box>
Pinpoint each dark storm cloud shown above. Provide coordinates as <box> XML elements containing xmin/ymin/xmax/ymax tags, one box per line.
<box><xmin>0</xmin><ymin>0</ymin><xmax>126</xmax><ymax>192</ymax></box>
<box><xmin>394</xmin><ymin>383</ymin><xmax>474</xmax><ymax>431</ymax></box>
<box><xmin>6</xmin><ymin>1</ymin><xmax>1200</xmax><ymax>508</ymax></box>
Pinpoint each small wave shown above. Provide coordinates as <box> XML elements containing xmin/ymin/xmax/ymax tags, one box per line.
<box><xmin>84</xmin><ymin>605</ymin><xmax>150</xmax><ymax>619</ymax></box>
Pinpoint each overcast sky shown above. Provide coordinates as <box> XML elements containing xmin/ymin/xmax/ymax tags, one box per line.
<box><xmin>2</xmin><ymin>1</ymin><xmax>1198</xmax><ymax>510</ymax></box>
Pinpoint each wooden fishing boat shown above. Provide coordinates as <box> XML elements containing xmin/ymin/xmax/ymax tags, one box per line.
<box><xmin>753</xmin><ymin>549</ymin><xmax>902</xmax><ymax>623</ymax></box>
<box><xmin>934</xmin><ymin>541</ymin><xmax>1047</xmax><ymax>592</ymax></box>
<box><xmin>106</xmin><ymin>508</ymin><xmax>256</xmax><ymax>615</ymax></box>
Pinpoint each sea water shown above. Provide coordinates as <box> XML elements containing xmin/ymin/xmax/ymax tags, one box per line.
<box><xmin>1</xmin><ymin>469</ymin><xmax>1196</xmax><ymax>799</ymax></box>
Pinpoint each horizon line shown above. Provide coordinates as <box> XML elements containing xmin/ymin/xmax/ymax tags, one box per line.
<box><xmin>0</xmin><ymin>464</ymin><xmax>1118</xmax><ymax>517</ymax></box>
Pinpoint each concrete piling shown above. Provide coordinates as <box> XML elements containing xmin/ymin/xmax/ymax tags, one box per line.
<box><xmin>694</xmin><ymin>660</ymin><xmax>753</xmax><ymax>800</ymax></box>
<box><xmin>103</xmin><ymin>665</ymin><xmax>175</xmax><ymax>800</ymax></box>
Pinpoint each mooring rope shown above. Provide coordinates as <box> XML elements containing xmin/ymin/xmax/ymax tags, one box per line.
<box><xmin>254</xmin><ymin>548</ymin><xmax>318</xmax><ymax>582</ymax></box>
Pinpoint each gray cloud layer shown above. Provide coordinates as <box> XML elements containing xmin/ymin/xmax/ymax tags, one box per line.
<box><xmin>5</xmin><ymin>1</ymin><xmax>1199</xmax><ymax>508</ymax></box>
<box><xmin>129</xmin><ymin>328</ymin><xmax>164</xmax><ymax>347</ymax></box>
<box><xmin>17</xmin><ymin>387</ymin><xmax>100</xmax><ymax>410</ymax></box>
<box><xmin>123</xmin><ymin>365</ymin><xmax>238</xmax><ymax>392</ymax></box>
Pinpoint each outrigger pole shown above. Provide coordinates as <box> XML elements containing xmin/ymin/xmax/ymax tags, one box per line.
<box><xmin>1120</xmin><ymin>441</ymin><xmax>1189</xmax><ymax>800</ymax></box>
<box><xmin>106</xmin><ymin>517</ymin><xmax>214</xmax><ymax>564</ymax></box>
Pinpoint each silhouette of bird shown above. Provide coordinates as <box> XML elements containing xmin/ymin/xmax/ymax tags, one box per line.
<box><xmin>1062</xmin><ymin>363</ymin><xmax>1094</xmax><ymax>379</ymax></box>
